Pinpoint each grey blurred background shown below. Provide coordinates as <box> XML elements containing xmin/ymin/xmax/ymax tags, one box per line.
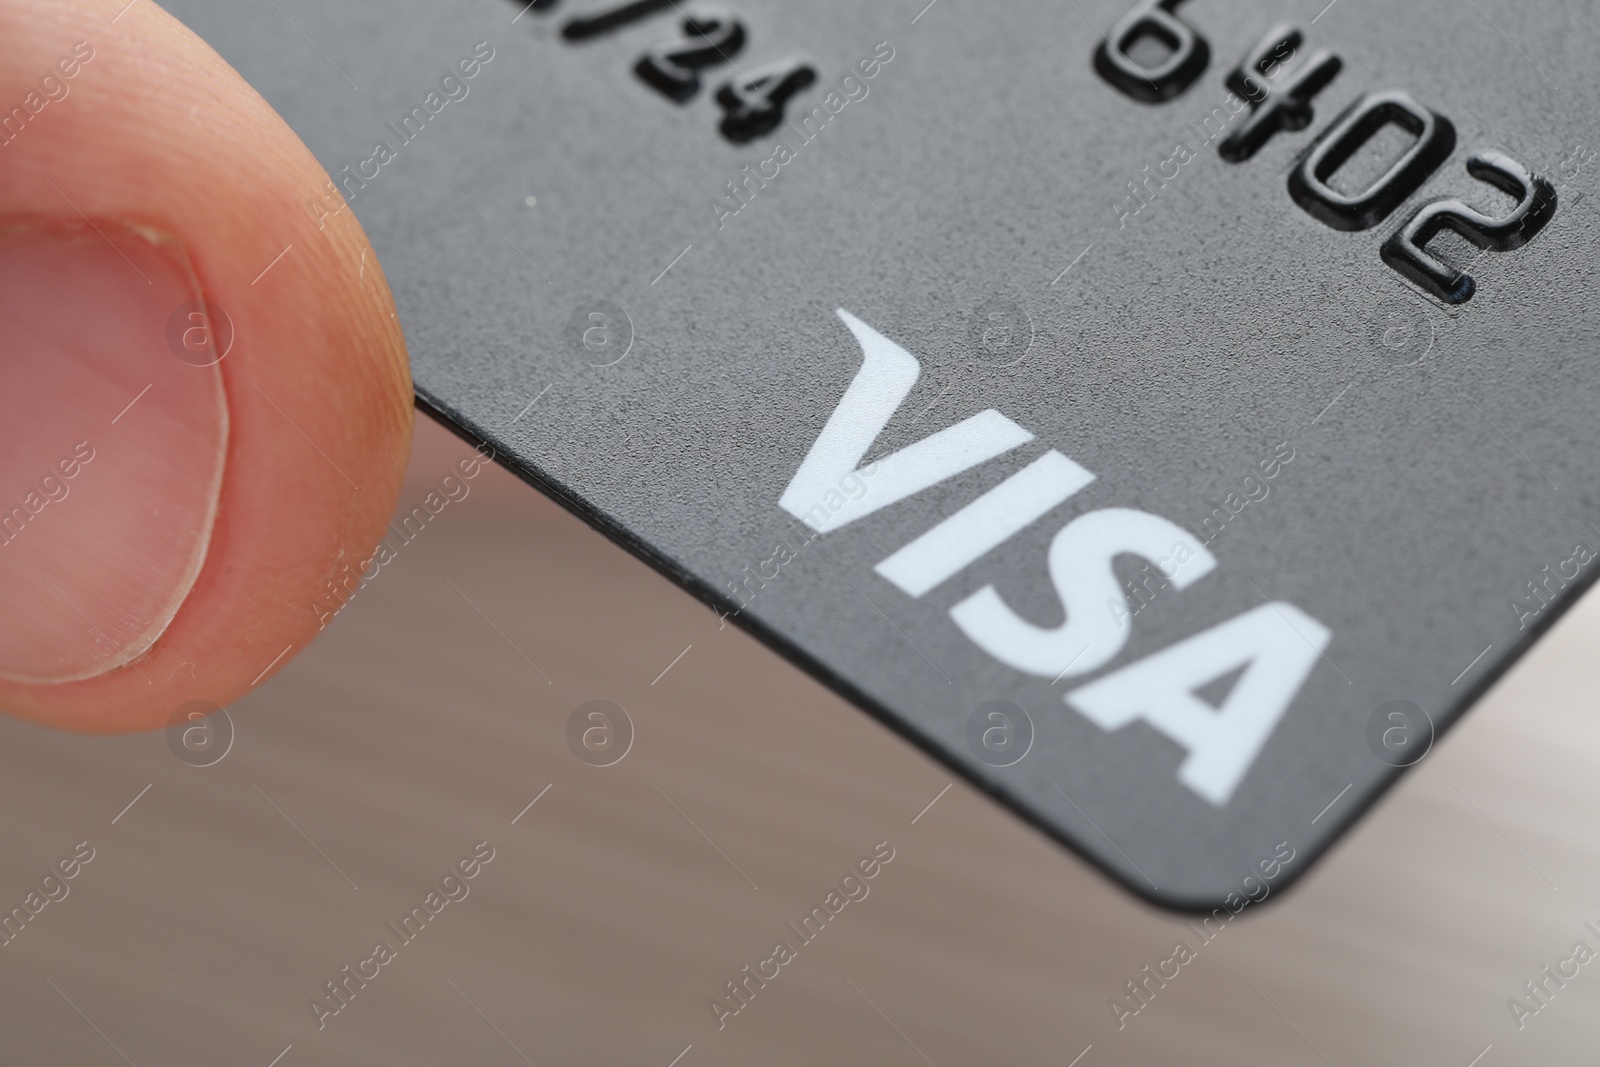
<box><xmin>0</xmin><ymin>415</ymin><xmax>1595</xmax><ymax>1065</ymax></box>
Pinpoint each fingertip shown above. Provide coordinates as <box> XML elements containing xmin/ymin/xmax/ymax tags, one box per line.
<box><xmin>0</xmin><ymin>0</ymin><xmax>413</xmax><ymax>730</ymax></box>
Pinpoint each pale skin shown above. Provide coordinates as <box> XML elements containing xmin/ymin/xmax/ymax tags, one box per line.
<box><xmin>0</xmin><ymin>0</ymin><xmax>413</xmax><ymax>730</ymax></box>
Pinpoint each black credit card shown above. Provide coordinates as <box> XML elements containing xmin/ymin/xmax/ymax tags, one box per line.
<box><xmin>167</xmin><ymin>0</ymin><xmax>1600</xmax><ymax>909</ymax></box>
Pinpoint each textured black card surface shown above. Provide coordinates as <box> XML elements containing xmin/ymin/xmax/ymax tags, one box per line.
<box><xmin>167</xmin><ymin>0</ymin><xmax>1600</xmax><ymax>908</ymax></box>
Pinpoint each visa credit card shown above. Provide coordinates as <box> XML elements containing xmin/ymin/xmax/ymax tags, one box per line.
<box><xmin>168</xmin><ymin>0</ymin><xmax>1600</xmax><ymax>908</ymax></box>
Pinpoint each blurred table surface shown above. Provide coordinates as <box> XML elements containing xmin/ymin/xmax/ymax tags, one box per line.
<box><xmin>0</xmin><ymin>415</ymin><xmax>1596</xmax><ymax>1066</ymax></box>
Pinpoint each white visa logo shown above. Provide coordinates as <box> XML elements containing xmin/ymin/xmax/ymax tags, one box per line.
<box><xmin>780</xmin><ymin>310</ymin><xmax>1331</xmax><ymax>806</ymax></box>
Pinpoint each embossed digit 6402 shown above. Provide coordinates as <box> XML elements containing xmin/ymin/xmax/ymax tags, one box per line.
<box><xmin>1092</xmin><ymin>1</ymin><xmax>1559</xmax><ymax>303</ymax></box>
